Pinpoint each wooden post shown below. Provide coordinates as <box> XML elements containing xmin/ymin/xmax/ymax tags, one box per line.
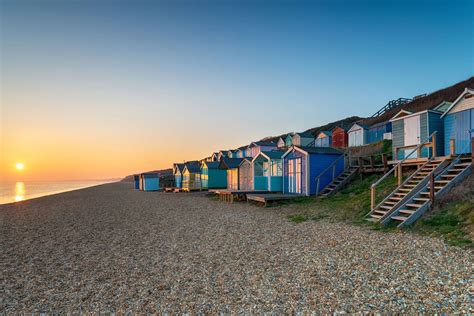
<box><xmin>332</xmin><ymin>165</ymin><xmax>336</xmax><ymax>181</ymax></box>
<box><xmin>450</xmin><ymin>139</ymin><xmax>456</xmax><ymax>156</ymax></box>
<box><xmin>358</xmin><ymin>157</ymin><xmax>364</xmax><ymax>172</ymax></box>
<box><xmin>382</xmin><ymin>154</ymin><xmax>388</xmax><ymax>172</ymax></box>
<box><xmin>370</xmin><ymin>155</ymin><xmax>375</xmax><ymax>170</ymax></box>
<box><xmin>370</xmin><ymin>186</ymin><xmax>375</xmax><ymax>210</ymax></box>
<box><xmin>431</xmin><ymin>133</ymin><xmax>437</xmax><ymax>157</ymax></box>
<box><xmin>417</xmin><ymin>145</ymin><xmax>422</xmax><ymax>159</ymax></box>
<box><xmin>397</xmin><ymin>164</ymin><xmax>402</xmax><ymax>186</ymax></box>
<box><xmin>395</xmin><ymin>147</ymin><xmax>400</xmax><ymax>161</ymax></box>
<box><xmin>429</xmin><ymin>173</ymin><xmax>435</xmax><ymax>206</ymax></box>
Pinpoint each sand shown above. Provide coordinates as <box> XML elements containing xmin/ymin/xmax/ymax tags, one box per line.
<box><xmin>1</xmin><ymin>182</ymin><xmax>472</xmax><ymax>313</ymax></box>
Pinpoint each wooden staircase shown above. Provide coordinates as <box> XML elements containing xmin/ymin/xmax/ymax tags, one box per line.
<box><xmin>318</xmin><ymin>167</ymin><xmax>359</xmax><ymax>197</ymax></box>
<box><xmin>366</xmin><ymin>157</ymin><xmax>450</xmax><ymax>223</ymax></box>
<box><xmin>383</xmin><ymin>156</ymin><xmax>472</xmax><ymax>227</ymax></box>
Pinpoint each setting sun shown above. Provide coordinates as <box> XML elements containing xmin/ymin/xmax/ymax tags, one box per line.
<box><xmin>15</xmin><ymin>162</ymin><xmax>25</xmax><ymax>171</ymax></box>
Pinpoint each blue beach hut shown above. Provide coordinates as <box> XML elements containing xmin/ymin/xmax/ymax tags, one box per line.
<box><xmin>367</xmin><ymin>121</ymin><xmax>392</xmax><ymax>144</ymax></box>
<box><xmin>252</xmin><ymin>150</ymin><xmax>285</xmax><ymax>192</ymax></box>
<box><xmin>173</xmin><ymin>163</ymin><xmax>185</xmax><ymax>188</ymax></box>
<box><xmin>315</xmin><ymin>131</ymin><xmax>332</xmax><ymax>147</ymax></box>
<box><xmin>133</xmin><ymin>175</ymin><xmax>140</xmax><ymax>189</ymax></box>
<box><xmin>201</xmin><ymin>161</ymin><xmax>227</xmax><ymax>189</ymax></box>
<box><xmin>282</xmin><ymin>146</ymin><xmax>344</xmax><ymax>196</ymax></box>
<box><xmin>441</xmin><ymin>88</ymin><xmax>474</xmax><ymax>155</ymax></box>
<box><xmin>140</xmin><ymin>172</ymin><xmax>160</xmax><ymax>191</ymax></box>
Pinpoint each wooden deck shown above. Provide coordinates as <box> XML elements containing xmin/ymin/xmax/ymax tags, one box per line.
<box><xmin>246</xmin><ymin>193</ymin><xmax>304</xmax><ymax>207</ymax></box>
<box><xmin>216</xmin><ymin>190</ymin><xmax>272</xmax><ymax>203</ymax></box>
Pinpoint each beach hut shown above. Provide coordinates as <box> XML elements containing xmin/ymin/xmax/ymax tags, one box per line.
<box><xmin>332</xmin><ymin>126</ymin><xmax>349</xmax><ymax>148</ymax></box>
<box><xmin>238</xmin><ymin>158</ymin><xmax>253</xmax><ymax>191</ymax></box>
<box><xmin>284</xmin><ymin>133</ymin><xmax>295</xmax><ymax>147</ymax></box>
<box><xmin>315</xmin><ymin>131</ymin><xmax>332</xmax><ymax>147</ymax></box>
<box><xmin>139</xmin><ymin>172</ymin><xmax>160</xmax><ymax>191</ymax></box>
<box><xmin>282</xmin><ymin>146</ymin><xmax>344</xmax><ymax>196</ymax></box>
<box><xmin>277</xmin><ymin>136</ymin><xmax>286</xmax><ymax>148</ymax></box>
<box><xmin>348</xmin><ymin>123</ymin><xmax>368</xmax><ymax>147</ymax></box>
<box><xmin>390</xmin><ymin>106</ymin><xmax>446</xmax><ymax>159</ymax></box>
<box><xmin>173</xmin><ymin>163</ymin><xmax>185</xmax><ymax>188</ymax></box>
<box><xmin>200</xmin><ymin>161</ymin><xmax>227</xmax><ymax>189</ymax></box>
<box><xmin>367</xmin><ymin>121</ymin><xmax>392</xmax><ymax>144</ymax></box>
<box><xmin>182</xmin><ymin>161</ymin><xmax>201</xmax><ymax>191</ymax></box>
<box><xmin>441</xmin><ymin>88</ymin><xmax>474</xmax><ymax>155</ymax></box>
<box><xmin>218</xmin><ymin>157</ymin><xmax>244</xmax><ymax>190</ymax></box>
<box><xmin>248</xmin><ymin>141</ymin><xmax>278</xmax><ymax>158</ymax></box>
<box><xmin>253</xmin><ymin>150</ymin><xmax>285</xmax><ymax>191</ymax></box>
<box><xmin>211</xmin><ymin>152</ymin><xmax>219</xmax><ymax>162</ymax></box>
<box><xmin>133</xmin><ymin>175</ymin><xmax>140</xmax><ymax>189</ymax></box>
<box><xmin>292</xmin><ymin>132</ymin><xmax>315</xmax><ymax>147</ymax></box>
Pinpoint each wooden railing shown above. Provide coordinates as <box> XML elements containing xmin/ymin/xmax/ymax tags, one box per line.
<box><xmin>370</xmin><ymin>131</ymin><xmax>437</xmax><ymax>210</ymax></box>
<box><xmin>394</xmin><ymin>132</ymin><xmax>438</xmax><ymax>160</ymax></box>
<box><xmin>315</xmin><ymin>154</ymin><xmax>345</xmax><ymax>196</ymax></box>
<box><xmin>349</xmin><ymin>152</ymin><xmax>391</xmax><ymax>173</ymax></box>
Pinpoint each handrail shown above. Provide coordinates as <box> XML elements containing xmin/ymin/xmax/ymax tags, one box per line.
<box><xmin>315</xmin><ymin>154</ymin><xmax>345</xmax><ymax>196</ymax></box>
<box><xmin>369</xmin><ymin>131</ymin><xmax>437</xmax><ymax>210</ymax></box>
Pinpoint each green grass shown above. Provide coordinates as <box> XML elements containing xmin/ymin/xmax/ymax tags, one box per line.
<box><xmin>285</xmin><ymin>173</ymin><xmax>473</xmax><ymax>248</ymax></box>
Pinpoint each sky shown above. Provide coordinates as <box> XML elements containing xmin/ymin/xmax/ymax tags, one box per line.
<box><xmin>1</xmin><ymin>0</ymin><xmax>473</xmax><ymax>182</ymax></box>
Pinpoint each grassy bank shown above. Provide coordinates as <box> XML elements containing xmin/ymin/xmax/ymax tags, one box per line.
<box><xmin>285</xmin><ymin>173</ymin><xmax>473</xmax><ymax>248</ymax></box>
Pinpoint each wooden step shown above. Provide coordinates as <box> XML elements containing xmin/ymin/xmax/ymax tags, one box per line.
<box><xmin>391</xmin><ymin>216</ymin><xmax>409</xmax><ymax>222</ymax></box>
<box><xmin>389</xmin><ymin>197</ymin><xmax>402</xmax><ymax>201</ymax></box>
<box><xmin>370</xmin><ymin>214</ymin><xmax>383</xmax><ymax>219</ymax></box>
<box><xmin>441</xmin><ymin>174</ymin><xmax>456</xmax><ymax>178</ymax></box>
<box><xmin>455</xmin><ymin>163</ymin><xmax>471</xmax><ymax>167</ymax></box>
<box><xmin>435</xmin><ymin>180</ymin><xmax>450</xmax><ymax>184</ymax></box>
<box><xmin>413</xmin><ymin>197</ymin><xmax>429</xmax><ymax>202</ymax></box>
<box><xmin>434</xmin><ymin>186</ymin><xmax>444</xmax><ymax>190</ymax></box>
<box><xmin>385</xmin><ymin>201</ymin><xmax>397</xmax><ymax>205</ymax></box>
<box><xmin>399</xmin><ymin>209</ymin><xmax>416</xmax><ymax>215</ymax></box>
<box><xmin>399</xmin><ymin>188</ymin><xmax>411</xmax><ymax>192</ymax></box>
<box><xmin>448</xmin><ymin>169</ymin><xmax>464</xmax><ymax>172</ymax></box>
<box><xmin>373</xmin><ymin>209</ymin><xmax>387</xmax><ymax>215</ymax></box>
<box><xmin>380</xmin><ymin>205</ymin><xmax>393</xmax><ymax>210</ymax></box>
<box><xmin>406</xmin><ymin>203</ymin><xmax>424</xmax><ymax>208</ymax></box>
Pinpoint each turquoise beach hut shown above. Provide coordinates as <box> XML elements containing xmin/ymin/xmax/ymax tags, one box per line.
<box><xmin>140</xmin><ymin>172</ymin><xmax>160</xmax><ymax>191</ymax></box>
<box><xmin>441</xmin><ymin>88</ymin><xmax>474</xmax><ymax>155</ymax></box>
<box><xmin>252</xmin><ymin>150</ymin><xmax>285</xmax><ymax>192</ymax></box>
<box><xmin>201</xmin><ymin>161</ymin><xmax>227</xmax><ymax>189</ymax></box>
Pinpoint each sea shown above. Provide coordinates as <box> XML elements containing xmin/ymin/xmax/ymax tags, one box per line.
<box><xmin>0</xmin><ymin>180</ymin><xmax>117</xmax><ymax>205</ymax></box>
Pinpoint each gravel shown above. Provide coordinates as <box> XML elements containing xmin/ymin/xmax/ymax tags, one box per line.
<box><xmin>1</xmin><ymin>182</ymin><xmax>472</xmax><ymax>313</ymax></box>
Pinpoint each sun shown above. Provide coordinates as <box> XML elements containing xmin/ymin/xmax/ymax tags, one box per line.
<box><xmin>15</xmin><ymin>162</ymin><xmax>25</xmax><ymax>171</ymax></box>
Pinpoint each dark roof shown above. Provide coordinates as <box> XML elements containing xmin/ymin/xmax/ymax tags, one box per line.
<box><xmin>318</xmin><ymin>131</ymin><xmax>332</xmax><ymax>137</ymax></box>
<box><xmin>260</xmin><ymin>150</ymin><xmax>285</xmax><ymax>159</ymax></box>
<box><xmin>297</xmin><ymin>146</ymin><xmax>343</xmax><ymax>155</ymax></box>
<box><xmin>174</xmin><ymin>163</ymin><xmax>185</xmax><ymax>173</ymax></box>
<box><xmin>218</xmin><ymin>157</ymin><xmax>244</xmax><ymax>169</ymax></box>
<box><xmin>184</xmin><ymin>161</ymin><xmax>201</xmax><ymax>173</ymax></box>
<box><xmin>203</xmin><ymin>161</ymin><xmax>220</xmax><ymax>169</ymax></box>
<box><xmin>362</xmin><ymin>76</ymin><xmax>474</xmax><ymax>126</ymax></box>
<box><xmin>239</xmin><ymin>157</ymin><xmax>253</xmax><ymax>166</ymax></box>
<box><xmin>295</xmin><ymin>131</ymin><xmax>314</xmax><ymax>138</ymax></box>
<box><xmin>251</xmin><ymin>141</ymin><xmax>277</xmax><ymax>147</ymax></box>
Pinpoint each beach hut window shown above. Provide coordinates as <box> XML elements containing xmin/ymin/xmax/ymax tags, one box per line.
<box><xmin>287</xmin><ymin>158</ymin><xmax>302</xmax><ymax>194</ymax></box>
<box><xmin>262</xmin><ymin>162</ymin><xmax>270</xmax><ymax>177</ymax></box>
<box><xmin>271</xmin><ymin>160</ymin><xmax>282</xmax><ymax>176</ymax></box>
<box><xmin>254</xmin><ymin>161</ymin><xmax>264</xmax><ymax>177</ymax></box>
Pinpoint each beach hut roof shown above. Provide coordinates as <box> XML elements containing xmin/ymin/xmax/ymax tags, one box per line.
<box><xmin>218</xmin><ymin>157</ymin><xmax>244</xmax><ymax>169</ymax></box>
<box><xmin>440</xmin><ymin>88</ymin><xmax>474</xmax><ymax>118</ymax></box>
<box><xmin>295</xmin><ymin>131</ymin><xmax>314</xmax><ymax>138</ymax></box>
<box><xmin>348</xmin><ymin>123</ymin><xmax>369</xmax><ymax>132</ymax></box>
<box><xmin>318</xmin><ymin>131</ymin><xmax>332</xmax><ymax>137</ymax></box>
<box><xmin>202</xmin><ymin>161</ymin><xmax>220</xmax><ymax>169</ymax></box>
<box><xmin>361</xmin><ymin>76</ymin><xmax>474</xmax><ymax>126</ymax></box>
<box><xmin>282</xmin><ymin>146</ymin><xmax>342</xmax><ymax>158</ymax></box>
<box><xmin>238</xmin><ymin>157</ymin><xmax>253</xmax><ymax>167</ymax></box>
<box><xmin>183</xmin><ymin>161</ymin><xmax>201</xmax><ymax>173</ymax></box>
<box><xmin>174</xmin><ymin>163</ymin><xmax>185</xmax><ymax>174</ymax></box>
<box><xmin>253</xmin><ymin>150</ymin><xmax>286</xmax><ymax>162</ymax></box>
<box><xmin>250</xmin><ymin>141</ymin><xmax>276</xmax><ymax>147</ymax></box>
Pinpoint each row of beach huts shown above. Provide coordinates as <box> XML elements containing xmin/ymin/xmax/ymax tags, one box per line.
<box><xmin>134</xmin><ymin>78</ymin><xmax>474</xmax><ymax>226</ymax></box>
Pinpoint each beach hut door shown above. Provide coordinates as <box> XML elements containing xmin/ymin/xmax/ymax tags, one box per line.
<box><xmin>288</xmin><ymin>158</ymin><xmax>302</xmax><ymax>194</ymax></box>
<box><xmin>404</xmin><ymin>115</ymin><xmax>420</xmax><ymax>158</ymax></box>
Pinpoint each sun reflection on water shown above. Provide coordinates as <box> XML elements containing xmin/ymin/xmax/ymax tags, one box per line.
<box><xmin>15</xmin><ymin>182</ymin><xmax>25</xmax><ymax>202</ymax></box>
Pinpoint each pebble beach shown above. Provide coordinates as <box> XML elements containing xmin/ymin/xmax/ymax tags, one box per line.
<box><xmin>1</xmin><ymin>182</ymin><xmax>472</xmax><ymax>313</ymax></box>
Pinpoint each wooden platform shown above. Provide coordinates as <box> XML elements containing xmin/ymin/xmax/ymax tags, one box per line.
<box><xmin>216</xmin><ymin>190</ymin><xmax>271</xmax><ymax>203</ymax></box>
<box><xmin>246</xmin><ymin>193</ymin><xmax>304</xmax><ymax>207</ymax></box>
<box><xmin>164</xmin><ymin>187</ymin><xmax>175</xmax><ymax>192</ymax></box>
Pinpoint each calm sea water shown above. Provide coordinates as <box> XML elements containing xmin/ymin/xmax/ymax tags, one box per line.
<box><xmin>0</xmin><ymin>180</ymin><xmax>116</xmax><ymax>205</ymax></box>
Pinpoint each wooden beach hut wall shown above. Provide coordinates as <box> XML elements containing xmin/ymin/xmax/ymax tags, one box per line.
<box><xmin>218</xmin><ymin>157</ymin><xmax>244</xmax><ymax>191</ymax></box>
<box><xmin>248</xmin><ymin>141</ymin><xmax>278</xmax><ymax>158</ymax></box>
<box><xmin>390</xmin><ymin>109</ymin><xmax>445</xmax><ymax>159</ymax></box>
<box><xmin>200</xmin><ymin>161</ymin><xmax>227</xmax><ymax>189</ymax></box>
<box><xmin>292</xmin><ymin>132</ymin><xmax>315</xmax><ymax>147</ymax></box>
<box><xmin>441</xmin><ymin>88</ymin><xmax>474</xmax><ymax>155</ymax></box>
<box><xmin>252</xmin><ymin>150</ymin><xmax>284</xmax><ymax>192</ymax></box>
<box><xmin>182</xmin><ymin>161</ymin><xmax>202</xmax><ymax>191</ymax></box>
<box><xmin>367</xmin><ymin>121</ymin><xmax>392</xmax><ymax>144</ymax></box>
<box><xmin>140</xmin><ymin>172</ymin><xmax>160</xmax><ymax>191</ymax></box>
<box><xmin>133</xmin><ymin>175</ymin><xmax>140</xmax><ymax>189</ymax></box>
<box><xmin>348</xmin><ymin>123</ymin><xmax>368</xmax><ymax>147</ymax></box>
<box><xmin>282</xmin><ymin>147</ymin><xmax>344</xmax><ymax>196</ymax></box>
<box><xmin>173</xmin><ymin>163</ymin><xmax>185</xmax><ymax>188</ymax></box>
<box><xmin>238</xmin><ymin>158</ymin><xmax>253</xmax><ymax>191</ymax></box>
<box><xmin>315</xmin><ymin>131</ymin><xmax>332</xmax><ymax>147</ymax></box>
<box><xmin>332</xmin><ymin>126</ymin><xmax>349</xmax><ymax>148</ymax></box>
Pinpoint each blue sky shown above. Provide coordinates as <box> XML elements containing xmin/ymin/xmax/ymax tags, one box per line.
<box><xmin>1</xmin><ymin>0</ymin><xmax>473</xmax><ymax>179</ymax></box>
